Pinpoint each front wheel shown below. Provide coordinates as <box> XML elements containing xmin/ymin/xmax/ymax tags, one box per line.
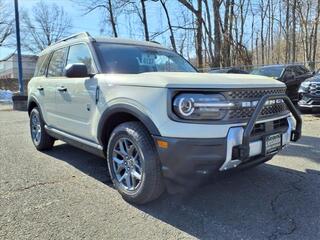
<box><xmin>106</xmin><ymin>122</ymin><xmax>164</xmax><ymax>204</ymax></box>
<box><xmin>30</xmin><ymin>107</ymin><xmax>55</xmax><ymax>150</ymax></box>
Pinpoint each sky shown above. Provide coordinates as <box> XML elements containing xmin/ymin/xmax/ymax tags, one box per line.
<box><xmin>0</xmin><ymin>0</ymin><xmax>181</xmax><ymax>59</ymax></box>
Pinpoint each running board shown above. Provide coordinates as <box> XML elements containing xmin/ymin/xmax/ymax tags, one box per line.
<box><xmin>45</xmin><ymin>126</ymin><xmax>105</xmax><ymax>158</ymax></box>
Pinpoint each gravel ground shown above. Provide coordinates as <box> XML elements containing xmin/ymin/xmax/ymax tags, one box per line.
<box><xmin>0</xmin><ymin>104</ymin><xmax>319</xmax><ymax>240</ymax></box>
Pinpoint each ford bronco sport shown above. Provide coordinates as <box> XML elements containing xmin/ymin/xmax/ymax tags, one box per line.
<box><xmin>28</xmin><ymin>32</ymin><xmax>302</xmax><ymax>204</ymax></box>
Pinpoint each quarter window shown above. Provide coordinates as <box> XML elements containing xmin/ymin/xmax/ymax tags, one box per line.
<box><xmin>66</xmin><ymin>44</ymin><xmax>94</xmax><ymax>73</ymax></box>
<box><xmin>34</xmin><ymin>54</ymin><xmax>50</xmax><ymax>77</ymax></box>
<box><xmin>47</xmin><ymin>48</ymin><xmax>68</xmax><ymax>77</ymax></box>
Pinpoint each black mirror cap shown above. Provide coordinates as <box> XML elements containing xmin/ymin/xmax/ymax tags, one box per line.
<box><xmin>64</xmin><ymin>63</ymin><xmax>89</xmax><ymax>78</ymax></box>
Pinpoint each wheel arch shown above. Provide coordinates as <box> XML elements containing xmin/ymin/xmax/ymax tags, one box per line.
<box><xmin>97</xmin><ymin>104</ymin><xmax>161</xmax><ymax>148</ymax></box>
<box><xmin>27</xmin><ymin>96</ymin><xmax>41</xmax><ymax>116</ymax></box>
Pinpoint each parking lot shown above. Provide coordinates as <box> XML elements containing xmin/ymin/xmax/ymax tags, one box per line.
<box><xmin>0</xmin><ymin>104</ymin><xmax>319</xmax><ymax>240</ymax></box>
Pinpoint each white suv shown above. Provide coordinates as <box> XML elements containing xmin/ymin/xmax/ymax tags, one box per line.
<box><xmin>28</xmin><ymin>32</ymin><xmax>302</xmax><ymax>204</ymax></box>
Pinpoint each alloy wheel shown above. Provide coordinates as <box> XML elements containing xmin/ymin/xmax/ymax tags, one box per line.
<box><xmin>111</xmin><ymin>138</ymin><xmax>143</xmax><ymax>191</ymax></box>
<box><xmin>31</xmin><ymin>112</ymin><xmax>41</xmax><ymax>145</ymax></box>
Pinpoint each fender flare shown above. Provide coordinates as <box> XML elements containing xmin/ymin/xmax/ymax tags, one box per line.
<box><xmin>27</xmin><ymin>96</ymin><xmax>41</xmax><ymax>115</ymax></box>
<box><xmin>97</xmin><ymin>104</ymin><xmax>161</xmax><ymax>145</ymax></box>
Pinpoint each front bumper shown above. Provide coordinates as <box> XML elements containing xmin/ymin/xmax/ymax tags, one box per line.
<box><xmin>154</xmin><ymin>94</ymin><xmax>302</xmax><ymax>187</ymax></box>
<box><xmin>298</xmin><ymin>94</ymin><xmax>320</xmax><ymax>108</ymax></box>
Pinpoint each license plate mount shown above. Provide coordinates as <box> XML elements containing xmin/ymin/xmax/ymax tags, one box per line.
<box><xmin>264</xmin><ymin>133</ymin><xmax>282</xmax><ymax>155</ymax></box>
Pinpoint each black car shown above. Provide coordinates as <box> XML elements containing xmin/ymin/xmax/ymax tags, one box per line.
<box><xmin>298</xmin><ymin>75</ymin><xmax>320</xmax><ymax>110</ymax></box>
<box><xmin>251</xmin><ymin>65</ymin><xmax>314</xmax><ymax>102</ymax></box>
<box><xmin>209</xmin><ymin>67</ymin><xmax>249</xmax><ymax>74</ymax></box>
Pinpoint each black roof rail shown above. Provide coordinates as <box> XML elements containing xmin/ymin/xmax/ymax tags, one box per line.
<box><xmin>50</xmin><ymin>32</ymin><xmax>94</xmax><ymax>46</ymax></box>
<box><xmin>149</xmin><ymin>40</ymin><xmax>161</xmax><ymax>45</ymax></box>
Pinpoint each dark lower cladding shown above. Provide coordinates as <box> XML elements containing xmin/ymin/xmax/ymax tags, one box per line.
<box><xmin>153</xmin><ymin>136</ymin><xmax>274</xmax><ymax>192</ymax></box>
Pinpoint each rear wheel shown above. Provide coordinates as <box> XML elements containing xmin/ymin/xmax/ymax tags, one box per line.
<box><xmin>106</xmin><ymin>122</ymin><xmax>164</xmax><ymax>204</ymax></box>
<box><xmin>30</xmin><ymin>107</ymin><xmax>55</xmax><ymax>150</ymax></box>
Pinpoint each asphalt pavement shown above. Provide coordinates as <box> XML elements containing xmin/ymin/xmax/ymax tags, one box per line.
<box><xmin>0</xmin><ymin>104</ymin><xmax>319</xmax><ymax>240</ymax></box>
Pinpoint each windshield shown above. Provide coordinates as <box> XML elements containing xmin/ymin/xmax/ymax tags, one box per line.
<box><xmin>94</xmin><ymin>43</ymin><xmax>196</xmax><ymax>74</ymax></box>
<box><xmin>251</xmin><ymin>66</ymin><xmax>284</xmax><ymax>78</ymax></box>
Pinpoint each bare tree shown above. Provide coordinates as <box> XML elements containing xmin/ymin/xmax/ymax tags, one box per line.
<box><xmin>21</xmin><ymin>1</ymin><xmax>72</xmax><ymax>53</ymax></box>
<box><xmin>178</xmin><ymin>0</ymin><xmax>203</xmax><ymax>69</ymax></box>
<box><xmin>0</xmin><ymin>1</ymin><xmax>14</xmax><ymax>47</ymax></box>
<box><xmin>213</xmin><ymin>0</ymin><xmax>222</xmax><ymax>67</ymax></box>
<box><xmin>203</xmin><ymin>0</ymin><xmax>214</xmax><ymax>64</ymax></box>
<box><xmin>140</xmin><ymin>0</ymin><xmax>150</xmax><ymax>41</ymax></box>
<box><xmin>157</xmin><ymin>0</ymin><xmax>177</xmax><ymax>51</ymax></box>
<box><xmin>75</xmin><ymin>0</ymin><xmax>128</xmax><ymax>37</ymax></box>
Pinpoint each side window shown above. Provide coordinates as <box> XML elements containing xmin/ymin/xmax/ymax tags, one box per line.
<box><xmin>47</xmin><ymin>48</ymin><xmax>68</xmax><ymax>77</ymax></box>
<box><xmin>298</xmin><ymin>66</ymin><xmax>309</xmax><ymax>74</ymax></box>
<box><xmin>66</xmin><ymin>44</ymin><xmax>94</xmax><ymax>73</ymax></box>
<box><xmin>293</xmin><ymin>66</ymin><xmax>304</xmax><ymax>76</ymax></box>
<box><xmin>34</xmin><ymin>54</ymin><xmax>50</xmax><ymax>77</ymax></box>
<box><xmin>283</xmin><ymin>68</ymin><xmax>294</xmax><ymax>80</ymax></box>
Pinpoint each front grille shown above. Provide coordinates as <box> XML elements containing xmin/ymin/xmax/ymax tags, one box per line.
<box><xmin>225</xmin><ymin>88</ymin><xmax>289</xmax><ymax>120</ymax></box>
<box><xmin>309</xmin><ymin>83</ymin><xmax>320</xmax><ymax>96</ymax></box>
<box><xmin>228</xmin><ymin>103</ymin><xmax>288</xmax><ymax>120</ymax></box>
<box><xmin>252</xmin><ymin>118</ymin><xmax>288</xmax><ymax>136</ymax></box>
<box><xmin>227</xmin><ymin>88</ymin><xmax>286</xmax><ymax>99</ymax></box>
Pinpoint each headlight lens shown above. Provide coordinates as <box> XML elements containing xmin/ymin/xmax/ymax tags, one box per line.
<box><xmin>173</xmin><ymin>93</ymin><xmax>233</xmax><ymax>120</ymax></box>
<box><xmin>299</xmin><ymin>81</ymin><xmax>311</xmax><ymax>93</ymax></box>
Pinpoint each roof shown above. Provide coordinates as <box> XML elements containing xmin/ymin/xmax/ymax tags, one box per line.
<box><xmin>38</xmin><ymin>32</ymin><xmax>167</xmax><ymax>56</ymax></box>
<box><xmin>258</xmin><ymin>64</ymin><xmax>305</xmax><ymax>69</ymax></box>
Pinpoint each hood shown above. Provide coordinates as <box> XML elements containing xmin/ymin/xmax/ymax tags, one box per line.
<box><xmin>98</xmin><ymin>72</ymin><xmax>285</xmax><ymax>89</ymax></box>
<box><xmin>303</xmin><ymin>74</ymin><xmax>320</xmax><ymax>83</ymax></box>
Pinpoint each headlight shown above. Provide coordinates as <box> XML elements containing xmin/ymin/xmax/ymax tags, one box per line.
<box><xmin>173</xmin><ymin>93</ymin><xmax>234</xmax><ymax>120</ymax></box>
<box><xmin>299</xmin><ymin>81</ymin><xmax>311</xmax><ymax>93</ymax></box>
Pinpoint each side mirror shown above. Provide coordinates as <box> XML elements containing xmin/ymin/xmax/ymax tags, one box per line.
<box><xmin>64</xmin><ymin>63</ymin><xmax>89</xmax><ymax>78</ymax></box>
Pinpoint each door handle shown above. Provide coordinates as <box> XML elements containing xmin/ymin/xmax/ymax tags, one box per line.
<box><xmin>37</xmin><ymin>86</ymin><xmax>44</xmax><ymax>91</ymax></box>
<box><xmin>57</xmin><ymin>86</ymin><xmax>67</xmax><ymax>92</ymax></box>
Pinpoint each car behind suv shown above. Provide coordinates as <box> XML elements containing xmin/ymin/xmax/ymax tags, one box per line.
<box><xmin>298</xmin><ymin>74</ymin><xmax>320</xmax><ymax>111</ymax></box>
<box><xmin>251</xmin><ymin>64</ymin><xmax>313</xmax><ymax>103</ymax></box>
<box><xmin>28</xmin><ymin>32</ymin><xmax>302</xmax><ymax>204</ymax></box>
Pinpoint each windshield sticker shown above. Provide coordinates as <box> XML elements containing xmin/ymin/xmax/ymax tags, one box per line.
<box><xmin>138</xmin><ymin>54</ymin><xmax>156</xmax><ymax>66</ymax></box>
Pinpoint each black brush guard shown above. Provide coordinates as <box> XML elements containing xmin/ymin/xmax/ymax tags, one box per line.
<box><xmin>238</xmin><ymin>94</ymin><xmax>302</xmax><ymax>161</ymax></box>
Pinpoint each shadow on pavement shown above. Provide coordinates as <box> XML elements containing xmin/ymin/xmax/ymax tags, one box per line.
<box><xmin>44</xmin><ymin>142</ymin><xmax>320</xmax><ymax>239</ymax></box>
<box><xmin>279</xmin><ymin>135</ymin><xmax>320</xmax><ymax>164</ymax></box>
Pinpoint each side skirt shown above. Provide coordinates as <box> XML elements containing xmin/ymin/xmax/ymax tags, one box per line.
<box><xmin>45</xmin><ymin>126</ymin><xmax>105</xmax><ymax>158</ymax></box>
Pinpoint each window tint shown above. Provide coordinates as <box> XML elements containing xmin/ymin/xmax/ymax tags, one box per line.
<box><xmin>47</xmin><ymin>48</ymin><xmax>68</xmax><ymax>77</ymax></box>
<box><xmin>66</xmin><ymin>44</ymin><xmax>94</xmax><ymax>73</ymax></box>
<box><xmin>298</xmin><ymin>66</ymin><xmax>310</xmax><ymax>74</ymax></box>
<box><xmin>34</xmin><ymin>54</ymin><xmax>50</xmax><ymax>77</ymax></box>
<box><xmin>291</xmin><ymin>66</ymin><xmax>304</xmax><ymax>76</ymax></box>
<box><xmin>283</xmin><ymin>68</ymin><xmax>294</xmax><ymax>79</ymax></box>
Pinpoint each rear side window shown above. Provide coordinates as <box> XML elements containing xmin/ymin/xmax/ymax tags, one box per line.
<box><xmin>298</xmin><ymin>66</ymin><xmax>310</xmax><ymax>74</ymax></box>
<box><xmin>66</xmin><ymin>44</ymin><xmax>94</xmax><ymax>73</ymax></box>
<box><xmin>34</xmin><ymin>54</ymin><xmax>50</xmax><ymax>77</ymax></box>
<box><xmin>47</xmin><ymin>48</ymin><xmax>68</xmax><ymax>77</ymax></box>
<box><xmin>292</xmin><ymin>66</ymin><xmax>304</xmax><ymax>76</ymax></box>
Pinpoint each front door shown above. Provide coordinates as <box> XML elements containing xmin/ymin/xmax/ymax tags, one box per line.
<box><xmin>54</xmin><ymin>43</ymin><xmax>98</xmax><ymax>141</ymax></box>
<box><xmin>44</xmin><ymin>47</ymin><xmax>68</xmax><ymax>128</ymax></box>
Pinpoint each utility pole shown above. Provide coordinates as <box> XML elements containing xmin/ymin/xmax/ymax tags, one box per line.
<box><xmin>14</xmin><ymin>0</ymin><xmax>24</xmax><ymax>94</ymax></box>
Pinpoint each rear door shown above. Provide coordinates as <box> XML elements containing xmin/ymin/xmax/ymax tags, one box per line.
<box><xmin>54</xmin><ymin>43</ymin><xmax>98</xmax><ymax>141</ymax></box>
<box><xmin>31</xmin><ymin>54</ymin><xmax>53</xmax><ymax>123</ymax></box>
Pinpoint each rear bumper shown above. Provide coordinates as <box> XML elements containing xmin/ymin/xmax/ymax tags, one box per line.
<box><xmin>154</xmin><ymin>94</ymin><xmax>302</xmax><ymax>187</ymax></box>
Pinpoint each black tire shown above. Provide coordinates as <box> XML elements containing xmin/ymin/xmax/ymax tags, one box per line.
<box><xmin>29</xmin><ymin>107</ymin><xmax>55</xmax><ymax>151</ymax></box>
<box><xmin>106</xmin><ymin>121</ymin><xmax>164</xmax><ymax>204</ymax></box>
